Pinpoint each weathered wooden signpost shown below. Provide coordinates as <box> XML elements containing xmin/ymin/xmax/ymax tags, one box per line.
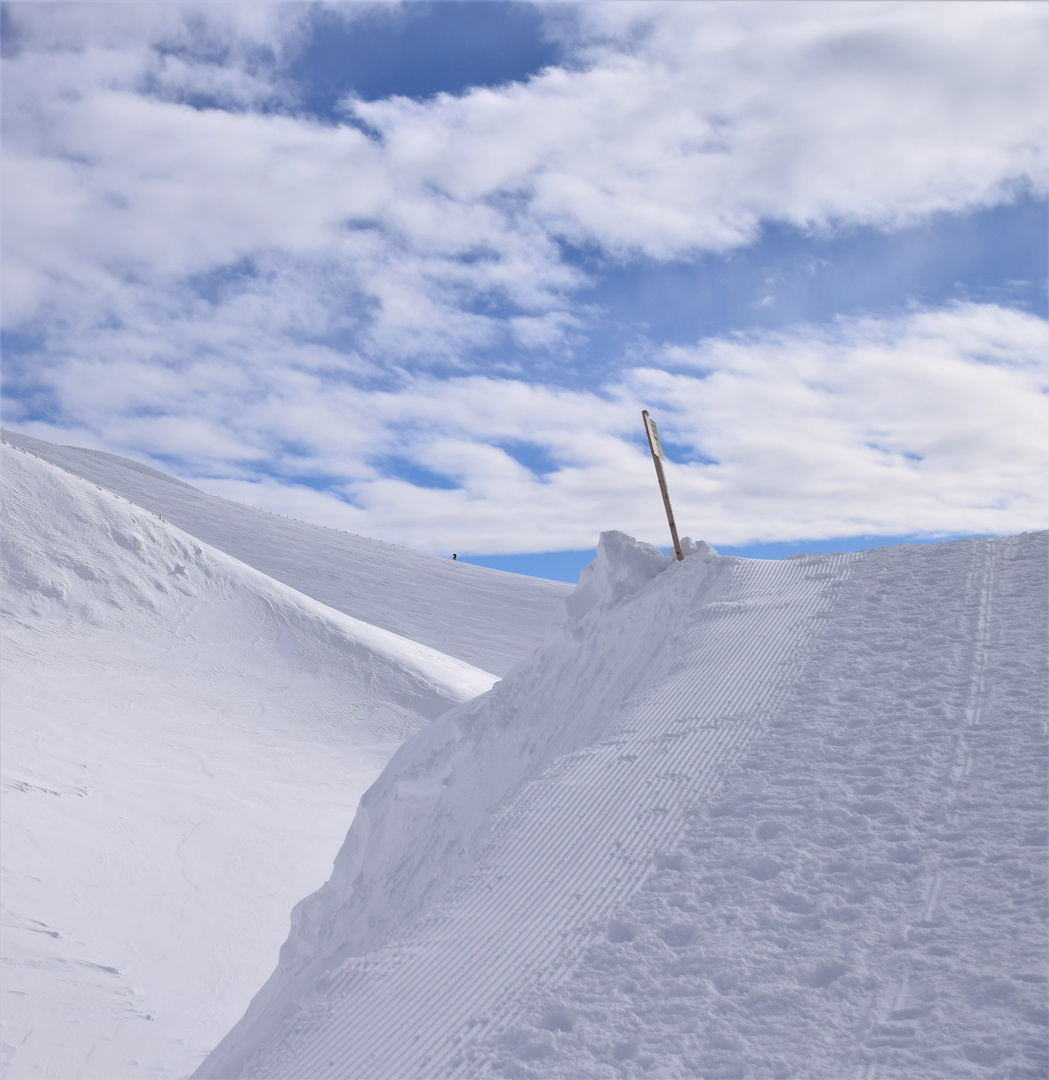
<box><xmin>641</xmin><ymin>410</ymin><xmax>684</xmax><ymax>562</ymax></box>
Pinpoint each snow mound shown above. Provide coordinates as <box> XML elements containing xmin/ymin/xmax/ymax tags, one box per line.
<box><xmin>197</xmin><ymin>530</ymin><xmax>1047</xmax><ymax>1080</ymax></box>
<box><xmin>561</xmin><ymin>530</ymin><xmax>718</xmax><ymax>625</ymax></box>
<box><xmin>2</xmin><ymin>430</ymin><xmax>572</xmax><ymax>675</ymax></box>
<box><xmin>0</xmin><ymin>443</ymin><xmax>496</xmax><ymax>1080</ymax></box>
<box><xmin>563</xmin><ymin>530</ymin><xmax>668</xmax><ymax>622</ymax></box>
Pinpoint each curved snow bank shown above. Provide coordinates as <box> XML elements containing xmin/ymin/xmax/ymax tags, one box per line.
<box><xmin>0</xmin><ymin>443</ymin><xmax>495</xmax><ymax>1080</ymax></box>
<box><xmin>2</xmin><ymin>442</ymin><xmax>495</xmax><ymax>709</ymax></box>
<box><xmin>198</xmin><ymin>530</ymin><xmax>1048</xmax><ymax>1080</ymax></box>
<box><xmin>2</xmin><ymin>429</ymin><xmax>572</xmax><ymax>675</ymax></box>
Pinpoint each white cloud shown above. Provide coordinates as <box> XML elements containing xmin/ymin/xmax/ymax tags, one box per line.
<box><xmin>3</xmin><ymin>2</ymin><xmax>309</xmax><ymax>58</ymax></box>
<box><xmin>352</xmin><ymin>0</ymin><xmax>1047</xmax><ymax>256</ymax></box>
<box><xmin>631</xmin><ymin>303</ymin><xmax>1047</xmax><ymax>539</ymax></box>
<box><xmin>2</xmin><ymin>3</ymin><xmax>1045</xmax><ymax>552</ymax></box>
<box><xmin>8</xmin><ymin>304</ymin><xmax>1045</xmax><ymax>552</ymax></box>
<box><xmin>4</xmin><ymin>1</ymin><xmax>1044</xmax><ymax>346</ymax></box>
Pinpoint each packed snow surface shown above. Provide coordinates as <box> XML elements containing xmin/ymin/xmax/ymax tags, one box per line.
<box><xmin>1</xmin><ymin>430</ymin><xmax>571</xmax><ymax>676</ymax></box>
<box><xmin>197</xmin><ymin>530</ymin><xmax>1048</xmax><ymax>1080</ymax></box>
<box><xmin>0</xmin><ymin>443</ymin><xmax>499</xmax><ymax>1079</ymax></box>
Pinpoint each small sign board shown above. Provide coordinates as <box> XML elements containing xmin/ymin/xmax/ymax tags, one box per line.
<box><xmin>641</xmin><ymin>409</ymin><xmax>684</xmax><ymax>561</ymax></box>
<box><xmin>643</xmin><ymin>411</ymin><xmax>665</xmax><ymax>460</ymax></box>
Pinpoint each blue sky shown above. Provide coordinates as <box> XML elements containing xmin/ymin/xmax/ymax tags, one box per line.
<box><xmin>288</xmin><ymin>2</ymin><xmax>561</xmax><ymax>108</ymax></box>
<box><xmin>2</xmin><ymin>1</ymin><xmax>1047</xmax><ymax>581</ymax></box>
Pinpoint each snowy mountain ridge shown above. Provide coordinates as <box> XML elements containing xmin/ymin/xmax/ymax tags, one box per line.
<box><xmin>0</xmin><ymin>429</ymin><xmax>571</xmax><ymax>676</ymax></box>
<box><xmin>2</xmin><ymin>443</ymin><xmax>495</xmax><ymax>707</ymax></box>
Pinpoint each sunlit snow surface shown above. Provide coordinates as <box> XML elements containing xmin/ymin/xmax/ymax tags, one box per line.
<box><xmin>198</xmin><ymin>530</ymin><xmax>1048</xmax><ymax>1080</ymax></box>
<box><xmin>2</xmin><ymin>433</ymin><xmax>1046</xmax><ymax>1080</ymax></box>
<box><xmin>0</xmin><ymin>442</ymin><xmax>498</xmax><ymax>1079</ymax></box>
<box><xmin>0</xmin><ymin>430</ymin><xmax>572</xmax><ymax>677</ymax></box>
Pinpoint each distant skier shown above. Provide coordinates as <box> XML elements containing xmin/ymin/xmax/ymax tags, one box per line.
<box><xmin>452</xmin><ymin>553</ymin><xmax>457</xmax><ymax>560</ymax></box>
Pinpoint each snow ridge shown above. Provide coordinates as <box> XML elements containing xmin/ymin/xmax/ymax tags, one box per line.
<box><xmin>1</xmin><ymin>430</ymin><xmax>571</xmax><ymax>676</ymax></box>
<box><xmin>1</xmin><ymin>441</ymin><xmax>495</xmax><ymax>708</ymax></box>
<box><xmin>195</xmin><ymin>533</ymin><xmax>863</xmax><ymax>1078</ymax></box>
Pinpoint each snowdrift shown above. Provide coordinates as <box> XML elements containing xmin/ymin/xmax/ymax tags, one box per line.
<box><xmin>197</xmin><ymin>529</ymin><xmax>1048</xmax><ymax>1079</ymax></box>
<box><xmin>1</xmin><ymin>430</ymin><xmax>572</xmax><ymax>676</ymax></box>
<box><xmin>0</xmin><ymin>443</ymin><xmax>496</xmax><ymax>1080</ymax></box>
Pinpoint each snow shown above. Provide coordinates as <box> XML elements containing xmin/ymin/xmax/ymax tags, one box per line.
<box><xmin>0</xmin><ymin>430</ymin><xmax>572</xmax><ymax>677</ymax></box>
<box><xmin>2</xmin><ymin>429</ymin><xmax>1045</xmax><ymax>1080</ymax></box>
<box><xmin>195</xmin><ymin>528</ymin><xmax>1048</xmax><ymax>1080</ymax></box>
<box><xmin>0</xmin><ymin>441</ymin><xmax>501</xmax><ymax>1079</ymax></box>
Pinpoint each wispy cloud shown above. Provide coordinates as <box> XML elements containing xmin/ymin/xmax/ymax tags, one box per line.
<box><xmin>2</xmin><ymin>2</ymin><xmax>1045</xmax><ymax>552</ymax></box>
<box><xmin>10</xmin><ymin>304</ymin><xmax>1044</xmax><ymax>552</ymax></box>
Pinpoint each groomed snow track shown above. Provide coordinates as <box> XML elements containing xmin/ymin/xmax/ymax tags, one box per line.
<box><xmin>198</xmin><ymin>530</ymin><xmax>1048</xmax><ymax>1080</ymax></box>
<box><xmin>198</xmin><ymin>540</ymin><xmax>865</xmax><ymax>1079</ymax></box>
<box><xmin>295</xmin><ymin>553</ymin><xmax>854</xmax><ymax>1080</ymax></box>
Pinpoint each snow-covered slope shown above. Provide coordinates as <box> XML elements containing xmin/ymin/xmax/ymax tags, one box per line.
<box><xmin>196</xmin><ymin>529</ymin><xmax>1048</xmax><ymax>1080</ymax></box>
<box><xmin>1</xmin><ymin>430</ymin><xmax>572</xmax><ymax>676</ymax></box>
<box><xmin>0</xmin><ymin>443</ymin><xmax>496</xmax><ymax>1080</ymax></box>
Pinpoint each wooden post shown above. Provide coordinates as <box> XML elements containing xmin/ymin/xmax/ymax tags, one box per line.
<box><xmin>642</xmin><ymin>410</ymin><xmax>684</xmax><ymax>561</ymax></box>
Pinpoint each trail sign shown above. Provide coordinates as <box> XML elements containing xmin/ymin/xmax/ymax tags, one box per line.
<box><xmin>642</xmin><ymin>410</ymin><xmax>684</xmax><ymax>562</ymax></box>
<box><xmin>645</xmin><ymin>413</ymin><xmax>665</xmax><ymax>460</ymax></box>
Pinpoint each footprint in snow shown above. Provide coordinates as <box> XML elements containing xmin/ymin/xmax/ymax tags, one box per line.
<box><xmin>660</xmin><ymin>923</ymin><xmax>697</xmax><ymax>948</ymax></box>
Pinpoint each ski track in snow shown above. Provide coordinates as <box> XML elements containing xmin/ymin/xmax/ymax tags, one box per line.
<box><xmin>465</xmin><ymin>534</ymin><xmax>1047</xmax><ymax>1080</ymax></box>
<box><xmin>200</xmin><ymin>532</ymin><xmax>1047</xmax><ymax>1080</ymax></box>
<box><xmin>217</xmin><ymin>549</ymin><xmax>860</xmax><ymax>1077</ymax></box>
<box><xmin>839</xmin><ymin>536</ymin><xmax>1047</xmax><ymax>1080</ymax></box>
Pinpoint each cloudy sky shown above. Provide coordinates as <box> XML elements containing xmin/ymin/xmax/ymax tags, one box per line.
<box><xmin>3</xmin><ymin>1</ymin><xmax>1047</xmax><ymax>576</ymax></box>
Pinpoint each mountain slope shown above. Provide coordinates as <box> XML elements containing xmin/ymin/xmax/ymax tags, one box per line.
<box><xmin>1</xmin><ymin>430</ymin><xmax>572</xmax><ymax>676</ymax></box>
<box><xmin>196</xmin><ymin>530</ymin><xmax>1048</xmax><ymax>1080</ymax></box>
<box><xmin>0</xmin><ymin>443</ymin><xmax>496</xmax><ymax>1080</ymax></box>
